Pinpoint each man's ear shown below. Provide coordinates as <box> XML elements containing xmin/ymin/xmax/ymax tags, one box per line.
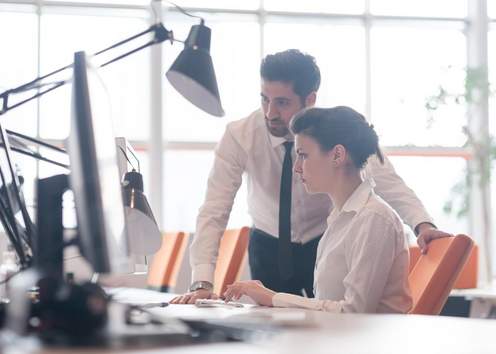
<box><xmin>305</xmin><ymin>92</ymin><xmax>317</xmax><ymax>107</ymax></box>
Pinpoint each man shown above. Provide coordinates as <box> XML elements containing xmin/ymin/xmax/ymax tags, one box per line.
<box><xmin>171</xmin><ymin>49</ymin><xmax>451</xmax><ymax>304</ymax></box>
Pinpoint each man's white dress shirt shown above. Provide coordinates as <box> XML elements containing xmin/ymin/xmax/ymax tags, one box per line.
<box><xmin>272</xmin><ymin>179</ymin><xmax>412</xmax><ymax>313</ymax></box>
<box><xmin>191</xmin><ymin>109</ymin><xmax>433</xmax><ymax>284</ymax></box>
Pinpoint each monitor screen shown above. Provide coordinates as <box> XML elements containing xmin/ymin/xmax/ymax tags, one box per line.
<box><xmin>68</xmin><ymin>51</ymin><xmax>129</xmax><ymax>274</ymax></box>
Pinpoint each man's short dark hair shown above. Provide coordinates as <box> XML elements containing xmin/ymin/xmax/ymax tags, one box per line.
<box><xmin>260</xmin><ymin>49</ymin><xmax>321</xmax><ymax>101</ymax></box>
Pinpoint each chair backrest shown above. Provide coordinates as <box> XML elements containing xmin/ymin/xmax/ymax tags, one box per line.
<box><xmin>213</xmin><ymin>227</ymin><xmax>250</xmax><ymax>295</ymax></box>
<box><xmin>408</xmin><ymin>234</ymin><xmax>474</xmax><ymax>315</ymax></box>
<box><xmin>408</xmin><ymin>246</ymin><xmax>422</xmax><ymax>273</ymax></box>
<box><xmin>147</xmin><ymin>231</ymin><xmax>189</xmax><ymax>292</ymax></box>
<box><xmin>409</xmin><ymin>244</ymin><xmax>478</xmax><ymax>289</ymax></box>
<box><xmin>453</xmin><ymin>245</ymin><xmax>478</xmax><ymax>289</ymax></box>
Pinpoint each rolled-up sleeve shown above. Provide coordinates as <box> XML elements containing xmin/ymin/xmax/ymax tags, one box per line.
<box><xmin>366</xmin><ymin>155</ymin><xmax>434</xmax><ymax>231</ymax></box>
<box><xmin>190</xmin><ymin>125</ymin><xmax>247</xmax><ymax>284</ymax></box>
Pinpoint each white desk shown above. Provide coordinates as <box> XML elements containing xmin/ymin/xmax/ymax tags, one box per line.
<box><xmin>3</xmin><ymin>288</ymin><xmax>496</xmax><ymax>354</ymax></box>
<box><xmin>451</xmin><ymin>285</ymin><xmax>496</xmax><ymax>318</ymax></box>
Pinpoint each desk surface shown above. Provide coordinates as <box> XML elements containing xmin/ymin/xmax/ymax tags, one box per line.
<box><xmin>3</xmin><ymin>287</ymin><xmax>496</xmax><ymax>354</ymax></box>
<box><xmin>451</xmin><ymin>284</ymin><xmax>496</xmax><ymax>300</ymax></box>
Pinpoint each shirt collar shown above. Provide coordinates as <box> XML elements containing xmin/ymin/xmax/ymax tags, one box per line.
<box><xmin>267</xmin><ymin>130</ymin><xmax>294</xmax><ymax>148</ymax></box>
<box><xmin>259</xmin><ymin>112</ymin><xmax>293</xmax><ymax>148</ymax></box>
<box><xmin>341</xmin><ymin>178</ymin><xmax>374</xmax><ymax>214</ymax></box>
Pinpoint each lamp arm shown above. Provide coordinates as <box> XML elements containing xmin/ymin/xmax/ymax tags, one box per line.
<box><xmin>3</xmin><ymin>129</ymin><xmax>69</xmax><ymax>169</ymax></box>
<box><xmin>6</xmin><ymin>129</ymin><xmax>66</xmax><ymax>154</ymax></box>
<box><xmin>0</xmin><ymin>23</ymin><xmax>173</xmax><ymax>116</ymax></box>
<box><xmin>8</xmin><ymin>147</ymin><xmax>69</xmax><ymax>170</ymax></box>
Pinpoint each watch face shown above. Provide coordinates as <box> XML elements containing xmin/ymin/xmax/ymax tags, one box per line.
<box><xmin>190</xmin><ymin>281</ymin><xmax>212</xmax><ymax>292</ymax></box>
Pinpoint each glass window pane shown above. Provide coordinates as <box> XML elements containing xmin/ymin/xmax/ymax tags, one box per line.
<box><xmin>264</xmin><ymin>0</ymin><xmax>364</xmax><ymax>14</ymax></box>
<box><xmin>0</xmin><ymin>5</ymin><xmax>38</xmax><ymax>135</ymax></box>
<box><xmin>489</xmin><ymin>29</ymin><xmax>496</xmax><ymax>137</ymax></box>
<box><xmin>264</xmin><ymin>20</ymin><xmax>366</xmax><ymax>114</ymax></box>
<box><xmin>388</xmin><ymin>155</ymin><xmax>468</xmax><ymax>234</ymax></box>
<box><xmin>371</xmin><ymin>25</ymin><xmax>466</xmax><ymax>146</ymax></box>
<box><xmin>39</xmin><ymin>8</ymin><xmax>150</xmax><ymax>141</ymax></box>
<box><xmin>489</xmin><ymin>1</ymin><xmax>496</xmax><ymax>18</ymax></box>
<box><xmin>370</xmin><ymin>0</ymin><xmax>467</xmax><ymax>18</ymax></box>
<box><xmin>163</xmin><ymin>13</ymin><xmax>260</xmax><ymax>142</ymax></box>
<box><xmin>168</xmin><ymin>0</ymin><xmax>260</xmax><ymax>10</ymax></box>
<box><xmin>163</xmin><ymin>150</ymin><xmax>249</xmax><ymax>232</ymax></box>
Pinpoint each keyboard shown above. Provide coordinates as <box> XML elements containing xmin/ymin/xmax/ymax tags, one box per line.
<box><xmin>195</xmin><ymin>299</ymin><xmax>245</xmax><ymax>308</ymax></box>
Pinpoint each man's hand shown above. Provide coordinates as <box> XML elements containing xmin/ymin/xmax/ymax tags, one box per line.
<box><xmin>416</xmin><ymin>223</ymin><xmax>453</xmax><ymax>254</ymax></box>
<box><xmin>223</xmin><ymin>280</ymin><xmax>275</xmax><ymax>307</ymax></box>
<box><xmin>169</xmin><ymin>289</ymin><xmax>218</xmax><ymax>304</ymax></box>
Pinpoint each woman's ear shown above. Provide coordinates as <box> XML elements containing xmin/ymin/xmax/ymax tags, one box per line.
<box><xmin>330</xmin><ymin>145</ymin><xmax>346</xmax><ymax>165</ymax></box>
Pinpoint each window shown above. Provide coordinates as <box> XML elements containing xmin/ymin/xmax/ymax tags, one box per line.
<box><xmin>370</xmin><ymin>0</ymin><xmax>467</xmax><ymax>18</ymax></box>
<box><xmin>39</xmin><ymin>7</ymin><xmax>150</xmax><ymax>140</ymax></box>
<box><xmin>168</xmin><ymin>0</ymin><xmax>260</xmax><ymax>10</ymax></box>
<box><xmin>264</xmin><ymin>0</ymin><xmax>364</xmax><ymax>14</ymax></box>
<box><xmin>0</xmin><ymin>2</ymin><xmax>492</xmax><ymax>268</ymax></box>
<box><xmin>388</xmin><ymin>156</ymin><xmax>468</xmax><ymax>234</ymax></box>
<box><xmin>264</xmin><ymin>19</ymin><xmax>366</xmax><ymax>114</ymax></box>
<box><xmin>489</xmin><ymin>28</ymin><xmax>496</xmax><ymax>137</ymax></box>
<box><xmin>0</xmin><ymin>5</ymin><xmax>38</xmax><ymax>135</ymax></box>
<box><xmin>370</xmin><ymin>25</ymin><xmax>466</xmax><ymax>146</ymax></box>
<box><xmin>489</xmin><ymin>1</ymin><xmax>496</xmax><ymax>18</ymax></box>
<box><xmin>162</xmin><ymin>12</ymin><xmax>260</xmax><ymax>142</ymax></box>
<box><xmin>162</xmin><ymin>150</ymin><xmax>249</xmax><ymax>231</ymax></box>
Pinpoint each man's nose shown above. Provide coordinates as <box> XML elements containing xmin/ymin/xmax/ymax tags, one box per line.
<box><xmin>266</xmin><ymin>102</ymin><xmax>278</xmax><ymax>119</ymax></box>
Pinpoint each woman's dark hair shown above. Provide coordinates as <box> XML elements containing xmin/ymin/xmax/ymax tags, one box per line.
<box><xmin>290</xmin><ymin>106</ymin><xmax>384</xmax><ymax>169</ymax></box>
<box><xmin>260</xmin><ymin>49</ymin><xmax>320</xmax><ymax>102</ymax></box>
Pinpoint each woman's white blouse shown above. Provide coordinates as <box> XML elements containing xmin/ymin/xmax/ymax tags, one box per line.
<box><xmin>272</xmin><ymin>179</ymin><xmax>412</xmax><ymax>313</ymax></box>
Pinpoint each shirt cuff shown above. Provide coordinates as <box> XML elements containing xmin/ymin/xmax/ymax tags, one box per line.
<box><xmin>414</xmin><ymin>221</ymin><xmax>437</xmax><ymax>236</ymax></box>
<box><xmin>191</xmin><ymin>263</ymin><xmax>216</xmax><ymax>284</ymax></box>
<box><xmin>272</xmin><ymin>292</ymin><xmax>317</xmax><ymax>310</ymax></box>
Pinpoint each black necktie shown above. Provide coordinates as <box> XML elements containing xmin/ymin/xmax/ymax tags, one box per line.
<box><xmin>279</xmin><ymin>141</ymin><xmax>294</xmax><ymax>280</ymax></box>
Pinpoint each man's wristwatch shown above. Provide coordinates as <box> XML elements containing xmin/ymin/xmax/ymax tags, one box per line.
<box><xmin>189</xmin><ymin>280</ymin><xmax>213</xmax><ymax>292</ymax></box>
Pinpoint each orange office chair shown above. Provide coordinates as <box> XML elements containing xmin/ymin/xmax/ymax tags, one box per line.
<box><xmin>409</xmin><ymin>244</ymin><xmax>478</xmax><ymax>289</ymax></box>
<box><xmin>213</xmin><ymin>227</ymin><xmax>250</xmax><ymax>295</ymax></box>
<box><xmin>408</xmin><ymin>246</ymin><xmax>422</xmax><ymax>273</ymax></box>
<box><xmin>408</xmin><ymin>234</ymin><xmax>474</xmax><ymax>315</ymax></box>
<box><xmin>453</xmin><ymin>245</ymin><xmax>478</xmax><ymax>289</ymax></box>
<box><xmin>147</xmin><ymin>231</ymin><xmax>190</xmax><ymax>292</ymax></box>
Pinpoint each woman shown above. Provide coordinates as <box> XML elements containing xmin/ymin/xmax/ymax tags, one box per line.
<box><xmin>223</xmin><ymin>106</ymin><xmax>412</xmax><ymax>313</ymax></box>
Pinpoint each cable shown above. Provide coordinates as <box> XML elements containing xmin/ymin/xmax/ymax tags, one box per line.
<box><xmin>153</xmin><ymin>0</ymin><xmax>205</xmax><ymax>24</ymax></box>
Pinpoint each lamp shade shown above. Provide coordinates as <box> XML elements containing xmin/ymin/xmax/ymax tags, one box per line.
<box><xmin>166</xmin><ymin>23</ymin><xmax>224</xmax><ymax>117</ymax></box>
<box><xmin>122</xmin><ymin>170</ymin><xmax>161</xmax><ymax>255</ymax></box>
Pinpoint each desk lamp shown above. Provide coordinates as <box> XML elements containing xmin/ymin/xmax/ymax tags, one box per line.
<box><xmin>0</xmin><ymin>1</ymin><xmax>224</xmax><ymax>340</ymax></box>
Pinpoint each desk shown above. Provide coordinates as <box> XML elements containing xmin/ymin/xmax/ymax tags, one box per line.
<box><xmin>451</xmin><ymin>285</ymin><xmax>496</xmax><ymax>318</ymax></box>
<box><xmin>3</xmin><ymin>288</ymin><xmax>496</xmax><ymax>354</ymax></box>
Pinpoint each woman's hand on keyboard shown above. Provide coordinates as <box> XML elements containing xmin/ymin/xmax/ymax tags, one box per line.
<box><xmin>170</xmin><ymin>289</ymin><xmax>218</xmax><ymax>304</ymax></box>
<box><xmin>223</xmin><ymin>280</ymin><xmax>276</xmax><ymax>307</ymax></box>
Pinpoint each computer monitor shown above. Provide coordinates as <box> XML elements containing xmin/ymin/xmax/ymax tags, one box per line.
<box><xmin>67</xmin><ymin>51</ymin><xmax>129</xmax><ymax>274</ymax></box>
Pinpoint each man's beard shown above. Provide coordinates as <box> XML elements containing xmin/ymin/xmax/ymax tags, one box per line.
<box><xmin>265</xmin><ymin>117</ymin><xmax>290</xmax><ymax>137</ymax></box>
